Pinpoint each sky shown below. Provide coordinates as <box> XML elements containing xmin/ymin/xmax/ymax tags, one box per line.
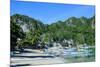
<box><xmin>11</xmin><ymin>0</ymin><xmax>95</xmax><ymax>24</ymax></box>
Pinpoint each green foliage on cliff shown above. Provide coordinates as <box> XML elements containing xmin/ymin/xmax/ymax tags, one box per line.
<box><xmin>10</xmin><ymin>14</ymin><xmax>95</xmax><ymax>50</ymax></box>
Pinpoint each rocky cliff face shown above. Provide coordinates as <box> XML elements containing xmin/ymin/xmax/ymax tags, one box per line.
<box><xmin>11</xmin><ymin>14</ymin><xmax>95</xmax><ymax>50</ymax></box>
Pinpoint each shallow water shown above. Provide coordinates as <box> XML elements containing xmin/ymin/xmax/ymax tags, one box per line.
<box><xmin>62</xmin><ymin>46</ymin><xmax>95</xmax><ymax>63</ymax></box>
<box><xmin>63</xmin><ymin>56</ymin><xmax>95</xmax><ymax>63</ymax></box>
<box><xmin>11</xmin><ymin>46</ymin><xmax>95</xmax><ymax>66</ymax></box>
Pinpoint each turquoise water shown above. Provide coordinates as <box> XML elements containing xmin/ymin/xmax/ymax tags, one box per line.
<box><xmin>64</xmin><ymin>56</ymin><xmax>95</xmax><ymax>63</ymax></box>
<box><xmin>62</xmin><ymin>47</ymin><xmax>95</xmax><ymax>63</ymax></box>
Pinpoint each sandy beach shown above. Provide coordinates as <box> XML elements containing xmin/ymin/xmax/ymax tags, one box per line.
<box><xmin>11</xmin><ymin>49</ymin><xmax>65</xmax><ymax>67</ymax></box>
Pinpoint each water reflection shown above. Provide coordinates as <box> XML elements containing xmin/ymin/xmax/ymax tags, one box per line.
<box><xmin>62</xmin><ymin>46</ymin><xmax>95</xmax><ymax>62</ymax></box>
<box><xmin>45</xmin><ymin>44</ymin><xmax>95</xmax><ymax>63</ymax></box>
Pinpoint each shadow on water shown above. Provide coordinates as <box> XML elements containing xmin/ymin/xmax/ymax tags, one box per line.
<box><xmin>11</xmin><ymin>64</ymin><xmax>31</xmax><ymax>67</ymax></box>
<box><xmin>11</xmin><ymin>55</ymin><xmax>54</xmax><ymax>58</ymax></box>
<box><xmin>20</xmin><ymin>50</ymin><xmax>37</xmax><ymax>53</ymax></box>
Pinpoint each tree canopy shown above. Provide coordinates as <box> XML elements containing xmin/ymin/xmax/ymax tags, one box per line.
<box><xmin>11</xmin><ymin>14</ymin><xmax>95</xmax><ymax>50</ymax></box>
